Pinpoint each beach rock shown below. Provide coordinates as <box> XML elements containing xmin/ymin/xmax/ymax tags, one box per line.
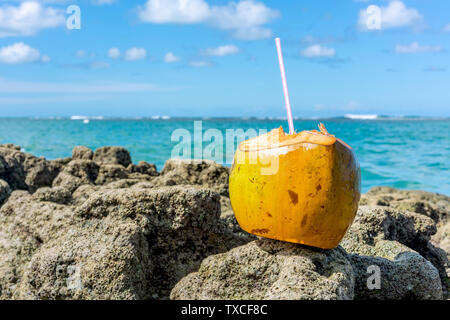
<box><xmin>0</xmin><ymin>144</ymin><xmax>21</xmax><ymax>151</ymax></box>
<box><xmin>0</xmin><ymin>179</ymin><xmax>11</xmax><ymax>206</ymax></box>
<box><xmin>153</xmin><ymin>159</ymin><xmax>229</xmax><ymax>196</ymax></box>
<box><xmin>128</xmin><ymin>161</ymin><xmax>159</xmax><ymax>177</ymax></box>
<box><xmin>0</xmin><ymin>147</ymin><xmax>28</xmax><ymax>190</ymax></box>
<box><xmin>95</xmin><ymin>164</ymin><xmax>129</xmax><ymax>185</ymax></box>
<box><xmin>433</xmin><ymin>222</ymin><xmax>450</xmax><ymax>259</ymax></box>
<box><xmin>104</xmin><ymin>179</ymin><xmax>144</xmax><ymax>189</ymax></box>
<box><xmin>342</xmin><ymin>205</ymin><xmax>445</xmax><ymax>299</ymax></box>
<box><xmin>0</xmin><ymin>191</ymin><xmax>74</xmax><ymax>245</ymax></box>
<box><xmin>171</xmin><ymin>239</ymin><xmax>354</xmax><ymax>300</ymax></box>
<box><xmin>0</xmin><ymin>146</ymin><xmax>60</xmax><ymax>192</ymax></box>
<box><xmin>14</xmin><ymin>186</ymin><xmax>248</xmax><ymax>300</ymax></box>
<box><xmin>361</xmin><ymin>186</ymin><xmax>449</xmax><ymax>223</ymax></box>
<box><xmin>72</xmin><ymin>146</ymin><xmax>93</xmax><ymax>160</ymax></box>
<box><xmin>23</xmin><ymin>157</ymin><xmax>60</xmax><ymax>193</ymax></box>
<box><xmin>93</xmin><ymin>147</ymin><xmax>132</xmax><ymax>167</ymax></box>
<box><xmin>50</xmin><ymin>157</ymin><xmax>72</xmax><ymax>168</ymax></box>
<box><xmin>32</xmin><ymin>186</ymin><xmax>72</xmax><ymax>205</ymax></box>
<box><xmin>0</xmin><ymin>190</ymin><xmax>74</xmax><ymax>299</ymax></box>
<box><xmin>71</xmin><ymin>184</ymin><xmax>100</xmax><ymax>205</ymax></box>
<box><xmin>53</xmin><ymin>160</ymin><xmax>99</xmax><ymax>193</ymax></box>
<box><xmin>361</xmin><ymin>187</ymin><xmax>450</xmax><ymax>296</ymax></box>
<box><xmin>348</xmin><ymin>240</ymin><xmax>442</xmax><ymax>300</ymax></box>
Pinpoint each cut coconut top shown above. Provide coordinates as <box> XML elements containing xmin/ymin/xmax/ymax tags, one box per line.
<box><xmin>239</xmin><ymin>123</ymin><xmax>350</xmax><ymax>152</ymax></box>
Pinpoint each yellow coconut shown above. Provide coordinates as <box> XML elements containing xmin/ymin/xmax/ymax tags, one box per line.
<box><xmin>229</xmin><ymin>124</ymin><xmax>361</xmax><ymax>249</ymax></box>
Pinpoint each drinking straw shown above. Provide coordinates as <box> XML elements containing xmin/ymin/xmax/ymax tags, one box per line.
<box><xmin>275</xmin><ymin>37</ymin><xmax>295</xmax><ymax>135</ymax></box>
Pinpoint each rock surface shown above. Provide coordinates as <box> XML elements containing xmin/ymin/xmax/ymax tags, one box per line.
<box><xmin>171</xmin><ymin>239</ymin><xmax>354</xmax><ymax>300</ymax></box>
<box><xmin>0</xmin><ymin>144</ymin><xmax>60</xmax><ymax>192</ymax></box>
<box><xmin>341</xmin><ymin>205</ymin><xmax>447</xmax><ymax>299</ymax></box>
<box><xmin>93</xmin><ymin>147</ymin><xmax>132</xmax><ymax>167</ymax></box>
<box><xmin>0</xmin><ymin>145</ymin><xmax>448</xmax><ymax>300</ymax></box>
<box><xmin>72</xmin><ymin>146</ymin><xmax>93</xmax><ymax>160</ymax></box>
<box><xmin>153</xmin><ymin>159</ymin><xmax>230</xmax><ymax>196</ymax></box>
<box><xmin>14</xmin><ymin>186</ymin><xmax>248</xmax><ymax>300</ymax></box>
<box><xmin>358</xmin><ymin>187</ymin><xmax>450</xmax><ymax>297</ymax></box>
<box><xmin>0</xmin><ymin>179</ymin><xmax>11</xmax><ymax>205</ymax></box>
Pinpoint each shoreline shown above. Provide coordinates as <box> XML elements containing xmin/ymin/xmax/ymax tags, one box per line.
<box><xmin>0</xmin><ymin>143</ymin><xmax>448</xmax><ymax>300</ymax></box>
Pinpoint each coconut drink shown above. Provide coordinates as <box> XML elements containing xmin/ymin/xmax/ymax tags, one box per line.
<box><xmin>229</xmin><ymin>124</ymin><xmax>360</xmax><ymax>249</ymax></box>
<box><xmin>229</xmin><ymin>38</ymin><xmax>361</xmax><ymax>249</ymax></box>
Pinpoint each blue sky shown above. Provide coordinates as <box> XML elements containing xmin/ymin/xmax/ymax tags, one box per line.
<box><xmin>0</xmin><ymin>0</ymin><xmax>449</xmax><ymax>117</ymax></box>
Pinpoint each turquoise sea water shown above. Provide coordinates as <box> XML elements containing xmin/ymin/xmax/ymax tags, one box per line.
<box><xmin>0</xmin><ymin>118</ymin><xmax>448</xmax><ymax>195</ymax></box>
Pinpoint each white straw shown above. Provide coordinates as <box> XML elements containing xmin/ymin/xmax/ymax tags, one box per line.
<box><xmin>275</xmin><ymin>37</ymin><xmax>295</xmax><ymax>135</ymax></box>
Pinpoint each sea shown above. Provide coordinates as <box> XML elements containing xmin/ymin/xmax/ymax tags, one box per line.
<box><xmin>0</xmin><ymin>116</ymin><xmax>448</xmax><ymax>195</ymax></box>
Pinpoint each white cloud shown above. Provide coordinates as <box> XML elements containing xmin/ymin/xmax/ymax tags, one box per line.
<box><xmin>108</xmin><ymin>47</ymin><xmax>120</xmax><ymax>59</ymax></box>
<box><xmin>164</xmin><ymin>52</ymin><xmax>180</xmax><ymax>63</ymax></box>
<box><xmin>0</xmin><ymin>42</ymin><xmax>41</xmax><ymax>64</ymax></box>
<box><xmin>358</xmin><ymin>1</ymin><xmax>423</xmax><ymax>31</ymax></box>
<box><xmin>0</xmin><ymin>1</ymin><xmax>65</xmax><ymax>38</ymax></box>
<box><xmin>137</xmin><ymin>0</ymin><xmax>279</xmax><ymax>40</ymax></box>
<box><xmin>41</xmin><ymin>55</ymin><xmax>51</xmax><ymax>63</ymax></box>
<box><xmin>124</xmin><ymin>47</ymin><xmax>147</xmax><ymax>61</ymax></box>
<box><xmin>301</xmin><ymin>45</ymin><xmax>335</xmax><ymax>58</ymax></box>
<box><xmin>204</xmin><ymin>45</ymin><xmax>239</xmax><ymax>56</ymax></box>
<box><xmin>443</xmin><ymin>24</ymin><xmax>450</xmax><ymax>32</ymax></box>
<box><xmin>138</xmin><ymin>0</ymin><xmax>210</xmax><ymax>23</ymax></box>
<box><xmin>395</xmin><ymin>42</ymin><xmax>442</xmax><ymax>54</ymax></box>
<box><xmin>189</xmin><ymin>60</ymin><xmax>212</xmax><ymax>67</ymax></box>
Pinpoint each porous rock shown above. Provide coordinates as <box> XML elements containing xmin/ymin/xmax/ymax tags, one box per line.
<box><xmin>72</xmin><ymin>146</ymin><xmax>93</xmax><ymax>160</ymax></box>
<box><xmin>32</xmin><ymin>186</ymin><xmax>72</xmax><ymax>205</ymax></box>
<box><xmin>171</xmin><ymin>239</ymin><xmax>355</xmax><ymax>300</ymax></box>
<box><xmin>153</xmin><ymin>159</ymin><xmax>230</xmax><ymax>196</ymax></box>
<box><xmin>95</xmin><ymin>164</ymin><xmax>129</xmax><ymax>185</ymax></box>
<box><xmin>342</xmin><ymin>205</ymin><xmax>445</xmax><ymax>299</ymax></box>
<box><xmin>52</xmin><ymin>160</ymin><xmax>99</xmax><ymax>192</ymax></box>
<box><xmin>0</xmin><ymin>179</ymin><xmax>11</xmax><ymax>206</ymax></box>
<box><xmin>93</xmin><ymin>147</ymin><xmax>132</xmax><ymax>167</ymax></box>
<box><xmin>14</xmin><ymin>186</ymin><xmax>248</xmax><ymax>300</ymax></box>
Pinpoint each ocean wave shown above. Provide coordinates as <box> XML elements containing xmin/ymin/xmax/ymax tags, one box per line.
<box><xmin>344</xmin><ymin>114</ymin><xmax>379</xmax><ymax>120</ymax></box>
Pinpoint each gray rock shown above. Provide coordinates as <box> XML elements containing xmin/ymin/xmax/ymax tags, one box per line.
<box><xmin>53</xmin><ymin>160</ymin><xmax>99</xmax><ymax>192</ymax></box>
<box><xmin>171</xmin><ymin>239</ymin><xmax>355</xmax><ymax>300</ymax></box>
<box><xmin>360</xmin><ymin>187</ymin><xmax>450</xmax><ymax>297</ymax></box>
<box><xmin>72</xmin><ymin>146</ymin><xmax>93</xmax><ymax>160</ymax></box>
<box><xmin>0</xmin><ymin>144</ymin><xmax>21</xmax><ymax>151</ymax></box>
<box><xmin>71</xmin><ymin>184</ymin><xmax>100</xmax><ymax>205</ymax></box>
<box><xmin>93</xmin><ymin>147</ymin><xmax>132</xmax><ymax>167</ymax></box>
<box><xmin>95</xmin><ymin>164</ymin><xmax>129</xmax><ymax>185</ymax></box>
<box><xmin>13</xmin><ymin>186</ymin><xmax>247</xmax><ymax>300</ymax></box>
<box><xmin>32</xmin><ymin>186</ymin><xmax>72</xmax><ymax>205</ymax></box>
<box><xmin>0</xmin><ymin>146</ymin><xmax>60</xmax><ymax>192</ymax></box>
<box><xmin>152</xmin><ymin>159</ymin><xmax>230</xmax><ymax>196</ymax></box>
<box><xmin>0</xmin><ymin>190</ymin><xmax>74</xmax><ymax>299</ymax></box>
<box><xmin>0</xmin><ymin>179</ymin><xmax>11</xmax><ymax>206</ymax></box>
<box><xmin>348</xmin><ymin>240</ymin><xmax>442</xmax><ymax>300</ymax></box>
<box><xmin>128</xmin><ymin>161</ymin><xmax>159</xmax><ymax>177</ymax></box>
<box><xmin>23</xmin><ymin>157</ymin><xmax>60</xmax><ymax>193</ymax></box>
<box><xmin>361</xmin><ymin>186</ymin><xmax>449</xmax><ymax>223</ymax></box>
<box><xmin>50</xmin><ymin>157</ymin><xmax>72</xmax><ymax>168</ymax></box>
<box><xmin>342</xmin><ymin>205</ymin><xmax>446</xmax><ymax>299</ymax></box>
